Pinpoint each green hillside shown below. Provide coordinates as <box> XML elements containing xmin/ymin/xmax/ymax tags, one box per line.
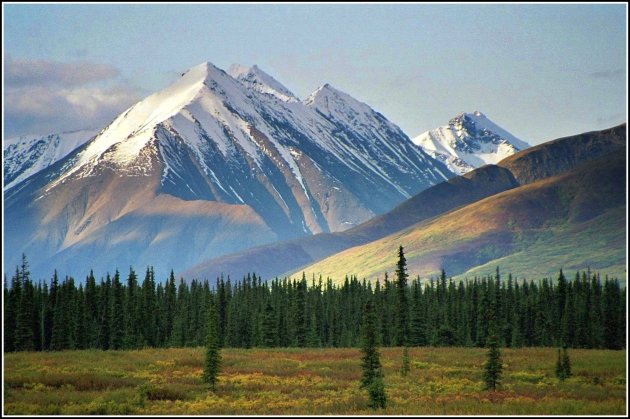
<box><xmin>456</xmin><ymin>207</ymin><xmax>626</xmax><ymax>282</ymax></box>
<box><xmin>184</xmin><ymin>124</ymin><xmax>626</xmax><ymax>283</ymax></box>
<box><xmin>290</xmin><ymin>151</ymin><xmax>626</xmax><ymax>283</ymax></box>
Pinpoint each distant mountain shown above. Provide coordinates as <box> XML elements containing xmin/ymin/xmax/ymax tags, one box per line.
<box><xmin>183</xmin><ymin>124</ymin><xmax>626</xmax><ymax>282</ymax></box>
<box><xmin>293</xmin><ymin>124</ymin><xmax>626</xmax><ymax>282</ymax></box>
<box><xmin>3</xmin><ymin>129</ymin><xmax>98</xmax><ymax>190</ymax></box>
<box><xmin>412</xmin><ymin>111</ymin><xmax>529</xmax><ymax>175</ymax></box>
<box><xmin>4</xmin><ymin>61</ymin><xmax>452</xmax><ymax>280</ymax></box>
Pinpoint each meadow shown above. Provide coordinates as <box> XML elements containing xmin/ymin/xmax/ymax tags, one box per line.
<box><xmin>3</xmin><ymin>346</ymin><xmax>626</xmax><ymax>415</ymax></box>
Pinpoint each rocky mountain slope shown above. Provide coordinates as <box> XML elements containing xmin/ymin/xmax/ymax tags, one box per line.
<box><xmin>184</xmin><ymin>123</ymin><xmax>626</xmax><ymax>282</ymax></box>
<box><xmin>294</xmin><ymin>124</ymin><xmax>626</xmax><ymax>281</ymax></box>
<box><xmin>3</xmin><ymin>129</ymin><xmax>98</xmax><ymax>190</ymax></box>
<box><xmin>4</xmin><ymin>61</ymin><xmax>452</xmax><ymax>280</ymax></box>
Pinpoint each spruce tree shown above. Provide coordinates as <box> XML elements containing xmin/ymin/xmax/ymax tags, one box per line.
<box><xmin>555</xmin><ymin>348</ymin><xmax>565</xmax><ymax>380</ymax></box>
<box><xmin>561</xmin><ymin>346</ymin><xmax>571</xmax><ymax>378</ymax></box>
<box><xmin>482</xmin><ymin>333</ymin><xmax>503</xmax><ymax>390</ymax></box>
<box><xmin>98</xmin><ymin>275</ymin><xmax>112</xmax><ymax>350</ymax></box>
<box><xmin>51</xmin><ymin>277</ymin><xmax>68</xmax><ymax>351</ymax></box>
<box><xmin>142</xmin><ymin>267</ymin><xmax>158</xmax><ymax>346</ymax></box>
<box><xmin>202</xmin><ymin>299</ymin><xmax>221</xmax><ymax>391</ymax></box>
<box><xmin>164</xmin><ymin>271</ymin><xmax>177</xmax><ymax>345</ymax></box>
<box><xmin>171</xmin><ymin>278</ymin><xmax>190</xmax><ymax>347</ymax></box>
<box><xmin>410</xmin><ymin>280</ymin><xmax>428</xmax><ymax>346</ymax></box>
<box><xmin>84</xmin><ymin>270</ymin><xmax>98</xmax><ymax>348</ymax></box>
<box><xmin>109</xmin><ymin>270</ymin><xmax>125</xmax><ymax>350</ymax></box>
<box><xmin>360</xmin><ymin>299</ymin><xmax>382</xmax><ymax>387</ymax></box>
<box><xmin>13</xmin><ymin>256</ymin><xmax>36</xmax><ymax>352</ymax></box>
<box><xmin>395</xmin><ymin>246</ymin><xmax>410</xmax><ymax>346</ymax></box>
<box><xmin>556</xmin><ymin>269</ymin><xmax>567</xmax><ymax>345</ymax></box>
<box><xmin>603</xmin><ymin>279</ymin><xmax>623</xmax><ymax>350</ymax></box>
<box><xmin>368</xmin><ymin>375</ymin><xmax>387</xmax><ymax>409</ymax></box>
<box><xmin>64</xmin><ymin>277</ymin><xmax>78</xmax><ymax>349</ymax></box>
<box><xmin>35</xmin><ymin>282</ymin><xmax>46</xmax><ymax>351</ymax></box>
<box><xmin>360</xmin><ymin>299</ymin><xmax>386</xmax><ymax>408</ymax></box>
<box><xmin>400</xmin><ymin>346</ymin><xmax>411</xmax><ymax>377</ymax></box>
<box><xmin>555</xmin><ymin>346</ymin><xmax>572</xmax><ymax>380</ymax></box>
<box><xmin>44</xmin><ymin>271</ymin><xmax>59</xmax><ymax>350</ymax></box>
<box><xmin>307</xmin><ymin>313</ymin><xmax>321</xmax><ymax>347</ymax></box>
<box><xmin>5</xmin><ymin>268</ymin><xmax>22</xmax><ymax>352</ymax></box>
<box><xmin>293</xmin><ymin>274</ymin><xmax>308</xmax><ymax>347</ymax></box>
<box><xmin>483</xmin><ymin>284</ymin><xmax>502</xmax><ymax>391</ymax></box>
<box><xmin>124</xmin><ymin>267</ymin><xmax>141</xmax><ymax>348</ymax></box>
<box><xmin>14</xmin><ymin>278</ymin><xmax>36</xmax><ymax>351</ymax></box>
<box><xmin>261</xmin><ymin>300</ymin><xmax>277</xmax><ymax>347</ymax></box>
<box><xmin>560</xmin><ymin>284</ymin><xmax>576</xmax><ymax>347</ymax></box>
<box><xmin>74</xmin><ymin>285</ymin><xmax>88</xmax><ymax>350</ymax></box>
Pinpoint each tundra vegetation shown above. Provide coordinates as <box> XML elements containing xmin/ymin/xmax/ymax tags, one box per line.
<box><xmin>3</xmin><ymin>252</ymin><xmax>626</xmax><ymax>415</ymax></box>
<box><xmin>3</xmin><ymin>347</ymin><xmax>626</xmax><ymax>415</ymax></box>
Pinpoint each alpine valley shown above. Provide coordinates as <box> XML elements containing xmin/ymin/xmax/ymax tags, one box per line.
<box><xmin>4</xmin><ymin>62</ymin><xmax>454</xmax><ymax>280</ymax></box>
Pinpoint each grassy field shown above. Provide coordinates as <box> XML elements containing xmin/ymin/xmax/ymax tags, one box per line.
<box><xmin>3</xmin><ymin>346</ymin><xmax>626</xmax><ymax>415</ymax></box>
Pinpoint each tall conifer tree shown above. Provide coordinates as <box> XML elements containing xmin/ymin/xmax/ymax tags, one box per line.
<box><xmin>360</xmin><ymin>299</ymin><xmax>386</xmax><ymax>408</ymax></box>
<box><xmin>395</xmin><ymin>246</ymin><xmax>410</xmax><ymax>346</ymax></box>
<box><xmin>203</xmin><ymin>299</ymin><xmax>221</xmax><ymax>391</ymax></box>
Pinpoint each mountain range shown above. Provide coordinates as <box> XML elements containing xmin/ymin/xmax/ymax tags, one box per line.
<box><xmin>4</xmin><ymin>61</ymin><xmax>623</xmax><ymax>283</ymax></box>
<box><xmin>184</xmin><ymin>123</ymin><xmax>626</xmax><ymax>282</ymax></box>
<box><xmin>4</xmin><ymin>62</ymin><xmax>453</xmax><ymax>280</ymax></box>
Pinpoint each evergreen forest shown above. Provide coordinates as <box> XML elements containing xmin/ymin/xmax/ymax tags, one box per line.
<box><xmin>4</xmin><ymin>255</ymin><xmax>626</xmax><ymax>353</ymax></box>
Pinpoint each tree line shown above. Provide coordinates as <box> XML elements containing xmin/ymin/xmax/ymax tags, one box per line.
<box><xmin>3</xmin><ymin>253</ymin><xmax>626</xmax><ymax>353</ymax></box>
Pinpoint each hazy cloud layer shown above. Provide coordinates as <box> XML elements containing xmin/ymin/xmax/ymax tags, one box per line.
<box><xmin>5</xmin><ymin>57</ymin><xmax>143</xmax><ymax>137</ymax></box>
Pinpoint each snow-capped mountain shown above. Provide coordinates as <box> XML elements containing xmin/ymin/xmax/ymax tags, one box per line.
<box><xmin>4</xmin><ymin>61</ymin><xmax>453</xmax><ymax>280</ymax></box>
<box><xmin>228</xmin><ymin>64</ymin><xmax>299</xmax><ymax>103</ymax></box>
<box><xmin>412</xmin><ymin>112</ymin><xmax>529</xmax><ymax>176</ymax></box>
<box><xmin>3</xmin><ymin>129</ymin><xmax>98</xmax><ymax>190</ymax></box>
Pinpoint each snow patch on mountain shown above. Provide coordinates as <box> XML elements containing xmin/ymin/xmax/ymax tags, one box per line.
<box><xmin>305</xmin><ymin>83</ymin><xmax>449</xmax><ymax>193</ymax></box>
<box><xmin>5</xmin><ymin>60</ymin><xmax>458</xmax><ymax>281</ymax></box>
<box><xmin>11</xmin><ymin>59</ymin><xmax>454</xmax><ymax>233</ymax></box>
<box><xmin>412</xmin><ymin>112</ymin><xmax>529</xmax><ymax>176</ymax></box>
<box><xmin>228</xmin><ymin>64</ymin><xmax>299</xmax><ymax>103</ymax></box>
<box><xmin>4</xmin><ymin>129</ymin><xmax>98</xmax><ymax>190</ymax></box>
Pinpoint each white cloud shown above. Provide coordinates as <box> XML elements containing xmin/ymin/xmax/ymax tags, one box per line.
<box><xmin>4</xmin><ymin>58</ymin><xmax>145</xmax><ymax>137</ymax></box>
<box><xmin>5</xmin><ymin>56</ymin><xmax>120</xmax><ymax>87</ymax></box>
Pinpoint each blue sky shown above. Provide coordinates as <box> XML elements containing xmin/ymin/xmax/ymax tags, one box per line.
<box><xmin>3</xmin><ymin>3</ymin><xmax>627</xmax><ymax>144</ymax></box>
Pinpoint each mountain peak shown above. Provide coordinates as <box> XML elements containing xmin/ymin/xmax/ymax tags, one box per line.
<box><xmin>48</xmin><ymin>60</ymin><xmax>241</xmax><ymax>184</ymax></box>
<box><xmin>305</xmin><ymin>83</ymin><xmax>336</xmax><ymax>100</ymax></box>
<box><xmin>304</xmin><ymin>83</ymin><xmax>371</xmax><ymax>117</ymax></box>
<box><xmin>413</xmin><ymin>112</ymin><xmax>529</xmax><ymax>175</ymax></box>
<box><xmin>181</xmin><ymin>61</ymin><xmax>227</xmax><ymax>84</ymax></box>
<box><xmin>228</xmin><ymin>63</ymin><xmax>298</xmax><ymax>102</ymax></box>
<box><xmin>460</xmin><ymin>110</ymin><xmax>486</xmax><ymax>118</ymax></box>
